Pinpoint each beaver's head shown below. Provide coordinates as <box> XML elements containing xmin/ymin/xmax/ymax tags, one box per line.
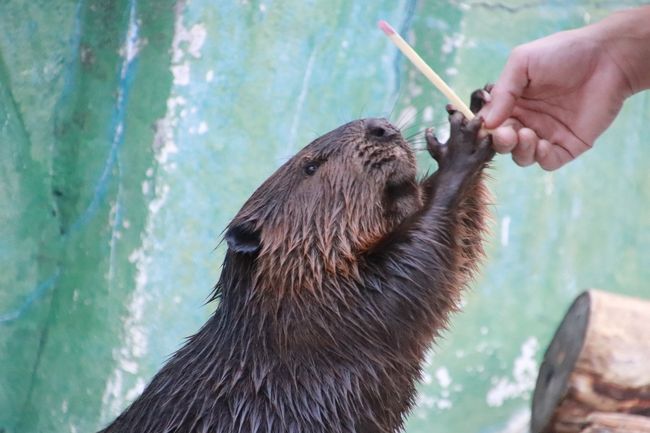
<box><xmin>225</xmin><ymin>118</ymin><xmax>422</xmax><ymax>293</ymax></box>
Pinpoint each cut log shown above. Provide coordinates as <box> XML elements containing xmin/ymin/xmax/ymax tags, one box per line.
<box><xmin>580</xmin><ymin>412</ymin><xmax>650</xmax><ymax>433</ymax></box>
<box><xmin>531</xmin><ymin>290</ymin><xmax>650</xmax><ymax>433</ymax></box>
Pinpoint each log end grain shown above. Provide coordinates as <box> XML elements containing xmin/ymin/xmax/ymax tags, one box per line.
<box><xmin>531</xmin><ymin>291</ymin><xmax>591</xmax><ymax>433</ymax></box>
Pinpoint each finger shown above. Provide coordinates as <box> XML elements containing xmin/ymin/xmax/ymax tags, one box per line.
<box><xmin>491</xmin><ymin>125</ymin><xmax>518</xmax><ymax>154</ymax></box>
<box><xmin>481</xmin><ymin>48</ymin><xmax>530</xmax><ymax>128</ymax></box>
<box><xmin>511</xmin><ymin>127</ymin><xmax>537</xmax><ymax>166</ymax></box>
<box><xmin>425</xmin><ymin>128</ymin><xmax>445</xmax><ymax>161</ymax></box>
<box><xmin>511</xmin><ymin>105</ymin><xmax>592</xmax><ymax>168</ymax></box>
<box><xmin>425</xmin><ymin>127</ymin><xmax>442</xmax><ymax>148</ymax></box>
<box><xmin>535</xmin><ymin>139</ymin><xmax>574</xmax><ymax>171</ymax></box>
<box><xmin>477</xmin><ymin>135</ymin><xmax>496</xmax><ymax>160</ymax></box>
<box><xmin>425</xmin><ymin>127</ymin><xmax>437</xmax><ymax>145</ymax></box>
<box><xmin>466</xmin><ymin>115</ymin><xmax>483</xmax><ymax>137</ymax></box>
<box><xmin>445</xmin><ymin>104</ymin><xmax>459</xmax><ymax>116</ymax></box>
<box><xmin>448</xmin><ymin>110</ymin><xmax>465</xmax><ymax>132</ymax></box>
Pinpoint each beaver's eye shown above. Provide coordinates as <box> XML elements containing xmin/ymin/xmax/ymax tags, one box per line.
<box><xmin>303</xmin><ymin>162</ymin><xmax>319</xmax><ymax>176</ymax></box>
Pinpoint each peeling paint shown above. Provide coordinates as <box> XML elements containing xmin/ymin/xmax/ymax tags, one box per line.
<box><xmin>441</xmin><ymin>33</ymin><xmax>465</xmax><ymax>54</ymax></box>
<box><xmin>99</xmin><ymin>2</ymin><xmax>183</xmax><ymax>420</ymax></box>
<box><xmin>486</xmin><ymin>337</ymin><xmax>539</xmax><ymax>407</ymax></box>
<box><xmin>422</xmin><ymin>106</ymin><xmax>434</xmax><ymax>122</ymax></box>
<box><xmin>171</xmin><ymin>62</ymin><xmax>190</xmax><ymax>86</ymax></box>
<box><xmin>501</xmin><ymin>216</ymin><xmax>511</xmax><ymax>247</ymax></box>
<box><xmin>497</xmin><ymin>408</ymin><xmax>531</xmax><ymax>433</ymax></box>
<box><xmin>197</xmin><ymin>121</ymin><xmax>208</xmax><ymax>135</ymax></box>
<box><xmin>435</xmin><ymin>367</ymin><xmax>452</xmax><ymax>388</ymax></box>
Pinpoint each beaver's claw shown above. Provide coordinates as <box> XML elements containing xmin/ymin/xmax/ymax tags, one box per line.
<box><xmin>425</xmin><ymin>104</ymin><xmax>494</xmax><ymax>176</ymax></box>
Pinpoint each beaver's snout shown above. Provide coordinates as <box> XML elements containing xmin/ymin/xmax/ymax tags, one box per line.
<box><xmin>364</xmin><ymin>118</ymin><xmax>400</xmax><ymax>142</ymax></box>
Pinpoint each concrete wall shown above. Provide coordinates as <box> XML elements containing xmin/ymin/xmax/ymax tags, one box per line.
<box><xmin>0</xmin><ymin>1</ymin><xmax>647</xmax><ymax>432</ymax></box>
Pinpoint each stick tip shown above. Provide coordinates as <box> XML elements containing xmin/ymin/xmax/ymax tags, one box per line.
<box><xmin>378</xmin><ymin>20</ymin><xmax>395</xmax><ymax>36</ymax></box>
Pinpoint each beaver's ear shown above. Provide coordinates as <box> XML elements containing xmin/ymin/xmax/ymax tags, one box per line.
<box><xmin>225</xmin><ymin>222</ymin><xmax>261</xmax><ymax>254</ymax></box>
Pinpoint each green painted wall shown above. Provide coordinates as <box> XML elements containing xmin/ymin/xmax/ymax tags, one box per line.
<box><xmin>0</xmin><ymin>1</ymin><xmax>647</xmax><ymax>432</ymax></box>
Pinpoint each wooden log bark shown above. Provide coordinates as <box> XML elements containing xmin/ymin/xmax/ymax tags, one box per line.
<box><xmin>580</xmin><ymin>412</ymin><xmax>650</xmax><ymax>433</ymax></box>
<box><xmin>531</xmin><ymin>290</ymin><xmax>650</xmax><ymax>433</ymax></box>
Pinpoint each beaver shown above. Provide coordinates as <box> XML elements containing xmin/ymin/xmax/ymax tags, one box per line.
<box><xmin>99</xmin><ymin>90</ymin><xmax>494</xmax><ymax>433</ymax></box>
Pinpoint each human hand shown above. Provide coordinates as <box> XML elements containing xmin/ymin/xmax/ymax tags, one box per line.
<box><xmin>479</xmin><ymin>26</ymin><xmax>633</xmax><ymax>170</ymax></box>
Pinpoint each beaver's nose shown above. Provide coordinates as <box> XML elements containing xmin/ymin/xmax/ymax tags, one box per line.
<box><xmin>365</xmin><ymin>118</ymin><xmax>399</xmax><ymax>141</ymax></box>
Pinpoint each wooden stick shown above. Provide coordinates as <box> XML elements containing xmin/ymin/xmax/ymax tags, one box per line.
<box><xmin>378</xmin><ymin>20</ymin><xmax>475</xmax><ymax>120</ymax></box>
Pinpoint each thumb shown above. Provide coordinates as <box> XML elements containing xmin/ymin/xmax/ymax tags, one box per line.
<box><xmin>482</xmin><ymin>49</ymin><xmax>530</xmax><ymax>128</ymax></box>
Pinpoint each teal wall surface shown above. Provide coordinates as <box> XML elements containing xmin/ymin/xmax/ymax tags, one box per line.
<box><xmin>0</xmin><ymin>1</ymin><xmax>648</xmax><ymax>432</ymax></box>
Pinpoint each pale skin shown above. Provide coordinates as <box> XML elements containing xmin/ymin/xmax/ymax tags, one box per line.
<box><xmin>479</xmin><ymin>6</ymin><xmax>650</xmax><ymax>170</ymax></box>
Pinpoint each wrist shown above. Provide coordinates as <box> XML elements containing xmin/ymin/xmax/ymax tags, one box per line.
<box><xmin>586</xmin><ymin>6</ymin><xmax>650</xmax><ymax>95</ymax></box>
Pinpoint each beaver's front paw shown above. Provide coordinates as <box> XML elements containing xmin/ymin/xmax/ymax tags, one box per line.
<box><xmin>426</xmin><ymin>106</ymin><xmax>494</xmax><ymax>177</ymax></box>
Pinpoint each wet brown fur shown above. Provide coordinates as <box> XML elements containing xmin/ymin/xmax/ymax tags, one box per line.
<box><xmin>100</xmin><ymin>92</ymin><xmax>494</xmax><ymax>433</ymax></box>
